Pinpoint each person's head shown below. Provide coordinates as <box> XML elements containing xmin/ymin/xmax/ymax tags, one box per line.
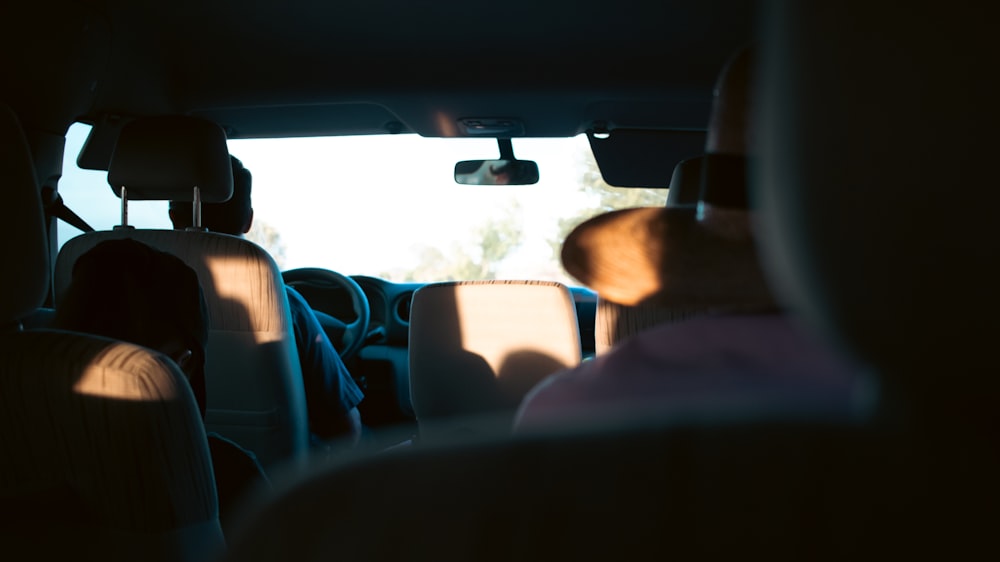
<box><xmin>55</xmin><ymin>238</ymin><xmax>210</xmax><ymax>417</ymax></box>
<box><xmin>488</xmin><ymin>163</ymin><xmax>512</xmax><ymax>185</ymax></box>
<box><xmin>699</xmin><ymin>44</ymin><xmax>756</xmax><ymax>231</ymax></box>
<box><xmin>169</xmin><ymin>155</ymin><xmax>254</xmax><ymax>235</ymax></box>
<box><xmin>560</xmin><ymin>44</ymin><xmax>774</xmax><ymax>312</ymax></box>
<box><xmin>706</xmin><ymin>45</ymin><xmax>756</xmax><ymax>157</ymax></box>
<box><xmin>487</xmin><ymin>160</ymin><xmax>537</xmax><ymax>185</ymax></box>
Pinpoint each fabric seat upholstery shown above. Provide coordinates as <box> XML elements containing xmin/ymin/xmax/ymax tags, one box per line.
<box><xmin>221</xmin><ymin>418</ymin><xmax>998</xmax><ymax>562</ymax></box>
<box><xmin>53</xmin><ymin>115</ymin><xmax>309</xmax><ymax>469</ymax></box>
<box><xmin>408</xmin><ymin>280</ymin><xmax>581</xmax><ymax>440</ymax></box>
<box><xmin>0</xmin><ymin>103</ymin><xmax>224</xmax><ymax>561</ymax></box>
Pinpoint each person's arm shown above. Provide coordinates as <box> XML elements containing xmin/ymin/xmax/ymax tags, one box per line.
<box><xmin>207</xmin><ymin>433</ymin><xmax>271</xmax><ymax>535</ymax></box>
<box><xmin>286</xmin><ymin>286</ymin><xmax>365</xmax><ymax>445</ymax></box>
<box><xmin>346</xmin><ymin>406</ymin><xmax>362</xmax><ymax>446</ymax></box>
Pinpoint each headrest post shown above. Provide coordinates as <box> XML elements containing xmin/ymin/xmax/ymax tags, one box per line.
<box><xmin>120</xmin><ymin>186</ymin><xmax>128</xmax><ymax>227</ymax></box>
<box><xmin>193</xmin><ymin>186</ymin><xmax>202</xmax><ymax>229</ymax></box>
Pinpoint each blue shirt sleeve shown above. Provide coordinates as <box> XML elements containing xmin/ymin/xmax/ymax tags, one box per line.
<box><xmin>285</xmin><ymin>286</ymin><xmax>364</xmax><ymax>439</ymax></box>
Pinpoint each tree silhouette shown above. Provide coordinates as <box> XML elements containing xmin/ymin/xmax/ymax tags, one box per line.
<box><xmin>377</xmin><ymin>146</ymin><xmax>670</xmax><ymax>283</ymax></box>
<box><xmin>382</xmin><ymin>203</ymin><xmax>524</xmax><ymax>282</ymax></box>
<box><xmin>246</xmin><ymin>219</ymin><xmax>288</xmax><ymax>269</ymax></box>
<box><xmin>548</xmin><ymin>150</ymin><xmax>669</xmax><ymax>261</ymax></box>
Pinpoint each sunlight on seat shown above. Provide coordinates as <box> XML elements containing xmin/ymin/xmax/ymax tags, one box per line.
<box><xmin>451</xmin><ymin>283</ymin><xmax>581</xmax><ymax>376</ymax></box>
<box><xmin>73</xmin><ymin>362</ymin><xmax>181</xmax><ymax>401</ymax></box>
<box><xmin>203</xmin><ymin>253</ymin><xmax>285</xmax><ymax>344</ymax></box>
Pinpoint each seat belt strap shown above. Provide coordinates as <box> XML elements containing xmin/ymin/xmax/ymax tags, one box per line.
<box><xmin>42</xmin><ymin>188</ymin><xmax>94</xmax><ymax>233</ymax></box>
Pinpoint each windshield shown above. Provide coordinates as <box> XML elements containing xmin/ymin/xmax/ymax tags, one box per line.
<box><xmin>58</xmin><ymin>123</ymin><xmax>669</xmax><ymax>284</ymax></box>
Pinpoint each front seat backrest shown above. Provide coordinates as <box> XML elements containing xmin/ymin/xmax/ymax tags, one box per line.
<box><xmin>53</xmin><ymin>115</ymin><xmax>309</xmax><ymax>469</ymax></box>
<box><xmin>408</xmin><ymin>280</ymin><xmax>581</xmax><ymax>441</ymax></box>
<box><xmin>0</xmin><ymin>103</ymin><xmax>224</xmax><ymax>561</ymax></box>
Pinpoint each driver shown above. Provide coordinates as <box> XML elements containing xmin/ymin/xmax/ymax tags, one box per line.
<box><xmin>169</xmin><ymin>155</ymin><xmax>364</xmax><ymax>447</ymax></box>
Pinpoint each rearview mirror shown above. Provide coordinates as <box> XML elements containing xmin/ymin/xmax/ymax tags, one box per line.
<box><xmin>454</xmin><ymin>159</ymin><xmax>539</xmax><ymax>185</ymax></box>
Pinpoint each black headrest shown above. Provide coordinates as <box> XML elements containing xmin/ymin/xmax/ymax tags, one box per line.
<box><xmin>754</xmin><ymin>1</ymin><xmax>998</xmax><ymax>415</ymax></box>
<box><xmin>107</xmin><ymin>115</ymin><xmax>234</xmax><ymax>203</ymax></box>
<box><xmin>665</xmin><ymin>156</ymin><xmax>703</xmax><ymax>208</ymax></box>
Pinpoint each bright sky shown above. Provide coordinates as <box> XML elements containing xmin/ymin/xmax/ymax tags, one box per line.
<box><xmin>56</xmin><ymin>123</ymin><xmax>623</xmax><ymax>283</ymax></box>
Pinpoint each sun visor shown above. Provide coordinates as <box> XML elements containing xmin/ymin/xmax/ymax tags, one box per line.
<box><xmin>107</xmin><ymin>115</ymin><xmax>233</xmax><ymax>202</ymax></box>
<box><xmin>588</xmin><ymin>129</ymin><xmax>705</xmax><ymax>188</ymax></box>
<box><xmin>77</xmin><ymin>114</ymin><xmax>128</xmax><ymax>172</ymax></box>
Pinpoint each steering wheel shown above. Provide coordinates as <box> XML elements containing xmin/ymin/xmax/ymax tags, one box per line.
<box><xmin>281</xmin><ymin>268</ymin><xmax>371</xmax><ymax>363</ymax></box>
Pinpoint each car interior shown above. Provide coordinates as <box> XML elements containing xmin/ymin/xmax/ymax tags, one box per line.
<box><xmin>2</xmin><ymin>0</ymin><xmax>996</xmax><ymax>560</ymax></box>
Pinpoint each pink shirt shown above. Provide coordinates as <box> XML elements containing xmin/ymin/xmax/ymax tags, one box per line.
<box><xmin>514</xmin><ymin>314</ymin><xmax>875</xmax><ymax>430</ymax></box>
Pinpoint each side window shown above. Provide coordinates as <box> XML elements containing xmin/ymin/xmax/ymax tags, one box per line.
<box><xmin>57</xmin><ymin>123</ymin><xmax>172</xmax><ymax>251</ymax></box>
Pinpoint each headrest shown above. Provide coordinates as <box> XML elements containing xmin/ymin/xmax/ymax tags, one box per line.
<box><xmin>755</xmin><ymin>2</ymin><xmax>998</xmax><ymax>407</ymax></box>
<box><xmin>699</xmin><ymin>153</ymin><xmax>748</xmax><ymax>210</ymax></box>
<box><xmin>0</xmin><ymin>103</ymin><xmax>49</xmax><ymax>324</ymax></box>
<box><xmin>107</xmin><ymin>115</ymin><xmax>234</xmax><ymax>202</ymax></box>
<box><xmin>665</xmin><ymin>155</ymin><xmax>703</xmax><ymax>208</ymax></box>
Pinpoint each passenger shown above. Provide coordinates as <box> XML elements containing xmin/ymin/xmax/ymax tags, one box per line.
<box><xmin>54</xmin><ymin>238</ymin><xmax>270</xmax><ymax>534</ymax></box>
<box><xmin>169</xmin><ymin>155</ymin><xmax>365</xmax><ymax>447</ymax></box>
<box><xmin>514</xmin><ymin>47</ymin><xmax>873</xmax><ymax>429</ymax></box>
